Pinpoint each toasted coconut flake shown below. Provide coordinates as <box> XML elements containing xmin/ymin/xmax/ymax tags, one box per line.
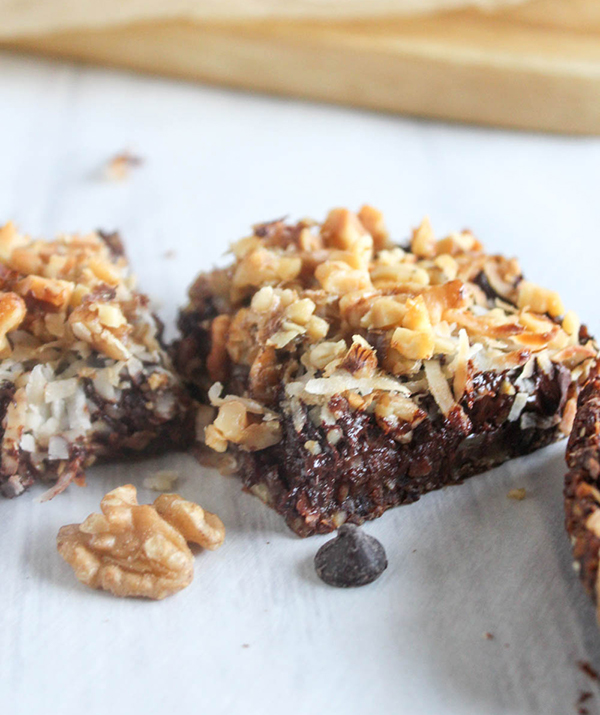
<box><xmin>481</xmin><ymin>259</ymin><xmax>517</xmax><ymax>300</ymax></box>
<box><xmin>304</xmin><ymin>373</ymin><xmax>410</xmax><ymax>398</ymax></box>
<box><xmin>452</xmin><ymin>329</ymin><xmax>470</xmax><ymax>402</ymax></box>
<box><xmin>508</xmin><ymin>392</ymin><xmax>529</xmax><ymax>422</ymax></box>
<box><xmin>422</xmin><ymin>281</ymin><xmax>468</xmax><ymax>324</ymax></box>
<box><xmin>424</xmin><ymin>360</ymin><xmax>455</xmax><ymax>416</ymax></box>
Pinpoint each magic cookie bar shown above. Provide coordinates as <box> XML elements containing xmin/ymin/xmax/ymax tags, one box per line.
<box><xmin>0</xmin><ymin>224</ymin><xmax>193</xmax><ymax>499</ymax></box>
<box><xmin>564</xmin><ymin>365</ymin><xmax>600</xmax><ymax>617</ymax></box>
<box><xmin>176</xmin><ymin>207</ymin><xmax>596</xmax><ymax>536</ymax></box>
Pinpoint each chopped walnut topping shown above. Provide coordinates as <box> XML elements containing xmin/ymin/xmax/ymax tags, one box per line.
<box><xmin>338</xmin><ymin>335</ymin><xmax>378</xmax><ymax>377</ymax></box>
<box><xmin>57</xmin><ymin>485</ymin><xmax>224</xmax><ymax>599</ymax></box>
<box><xmin>315</xmin><ymin>260</ymin><xmax>371</xmax><ymax>295</ymax></box>
<box><xmin>70</xmin><ymin>299</ymin><xmax>131</xmax><ymax>361</ymax></box>
<box><xmin>0</xmin><ymin>223</ymin><xmax>189</xmax><ymax>500</ymax></box>
<box><xmin>517</xmin><ymin>280</ymin><xmax>565</xmax><ymax>318</ymax></box>
<box><xmin>321</xmin><ymin>208</ymin><xmax>369</xmax><ymax>250</ymax></box>
<box><xmin>177</xmin><ymin>208</ymin><xmax>597</xmax><ymax>457</ymax></box>
<box><xmin>0</xmin><ymin>224</ymin><xmax>158</xmax><ymax>363</ymax></box>
<box><xmin>0</xmin><ymin>291</ymin><xmax>26</xmax><ymax>353</ymax></box>
<box><xmin>232</xmin><ymin>247</ymin><xmax>302</xmax><ymax>300</ymax></box>
<box><xmin>306</xmin><ymin>340</ymin><xmax>347</xmax><ymax>370</ymax></box>
<box><xmin>16</xmin><ymin>275</ymin><xmax>74</xmax><ymax>307</ymax></box>
<box><xmin>205</xmin><ymin>383</ymin><xmax>282</xmax><ymax>453</ymax></box>
<box><xmin>411</xmin><ymin>217</ymin><xmax>436</xmax><ymax>258</ymax></box>
<box><xmin>375</xmin><ymin>392</ymin><xmax>425</xmax><ymax>430</ymax></box>
<box><xmin>357</xmin><ymin>205</ymin><xmax>390</xmax><ymax>251</ymax></box>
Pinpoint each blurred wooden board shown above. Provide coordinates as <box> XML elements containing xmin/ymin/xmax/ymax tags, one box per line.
<box><xmin>4</xmin><ymin>7</ymin><xmax>600</xmax><ymax>134</ymax></box>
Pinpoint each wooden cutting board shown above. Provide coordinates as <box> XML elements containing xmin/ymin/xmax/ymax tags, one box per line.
<box><xmin>4</xmin><ymin>3</ymin><xmax>600</xmax><ymax>134</ymax></box>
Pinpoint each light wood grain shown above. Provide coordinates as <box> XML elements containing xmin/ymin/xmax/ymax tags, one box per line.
<box><xmin>4</xmin><ymin>8</ymin><xmax>600</xmax><ymax>135</ymax></box>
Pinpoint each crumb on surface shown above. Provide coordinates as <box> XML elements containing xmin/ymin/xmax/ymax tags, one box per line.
<box><xmin>483</xmin><ymin>632</ymin><xmax>494</xmax><ymax>640</ymax></box>
<box><xmin>577</xmin><ymin>661</ymin><xmax>600</xmax><ymax>682</ymax></box>
<box><xmin>242</xmin><ymin>644</ymin><xmax>250</xmax><ymax>648</ymax></box>
<box><xmin>507</xmin><ymin>488</ymin><xmax>527</xmax><ymax>501</ymax></box>
<box><xmin>105</xmin><ymin>151</ymin><xmax>143</xmax><ymax>181</ymax></box>
<box><xmin>143</xmin><ymin>470</ymin><xmax>180</xmax><ymax>492</ymax></box>
<box><xmin>163</xmin><ymin>249</ymin><xmax>176</xmax><ymax>259</ymax></box>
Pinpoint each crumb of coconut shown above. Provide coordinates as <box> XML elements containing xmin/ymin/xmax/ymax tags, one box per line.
<box><xmin>507</xmin><ymin>488</ymin><xmax>527</xmax><ymax>501</ymax></box>
<box><xmin>143</xmin><ymin>470</ymin><xmax>179</xmax><ymax>492</ymax></box>
<box><xmin>105</xmin><ymin>151</ymin><xmax>143</xmax><ymax>181</ymax></box>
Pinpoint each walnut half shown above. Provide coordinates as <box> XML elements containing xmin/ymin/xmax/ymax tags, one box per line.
<box><xmin>57</xmin><ymin>485</ymin><xmax>225</xmax><ymax>600</ymax></box>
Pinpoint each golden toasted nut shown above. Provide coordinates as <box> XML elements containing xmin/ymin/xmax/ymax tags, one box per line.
<box><xmin>154</xmin><ymin>493</ymin><xmax>225</xmax><ymax>551</ymax></box>
<box><xmin>57</xmin><ymin>485</ymin><xmax>225</xmax><ymax>599</ymax></box>
<box><xmin>0</xmin><ymin>291</ymin><xmax>26</xmax><ymax>352</ymax></box>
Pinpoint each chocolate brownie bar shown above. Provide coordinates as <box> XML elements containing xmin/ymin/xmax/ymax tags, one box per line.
<box><xmin>565</xmin><ymin>365</ymin><xmax>600</xmax><ymax>614</ymax></box>
<box><xmin>175</xmin><ymin>207</ymin><xmax>597</xmax><ymax>536</ymax></box>
<box><xmin>0</xmin><ymin>223</ymin><xmax>193</xmax><ymax>499</ymax></box>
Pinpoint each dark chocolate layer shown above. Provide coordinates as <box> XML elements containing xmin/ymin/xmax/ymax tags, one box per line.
<box><xmin>240</xmin><ymin>362</ymin><xmax>570</xmax><ymax>536</ymax></box>
<box><xmin>565</xmin><ymin>368</ymin><xmax>600</xmax><ymax>602</ymax></box>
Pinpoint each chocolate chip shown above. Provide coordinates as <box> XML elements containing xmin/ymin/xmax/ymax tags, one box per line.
<box><xmin>314</xmin><ymin>524</ymin><xmax>387</xmax><ymax>588</ymax></box>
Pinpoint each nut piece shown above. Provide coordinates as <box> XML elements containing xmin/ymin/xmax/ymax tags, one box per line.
<box><xmin>154</xmin><ymin>493</ymin><xmax>226</xmax><ymax>551</ymax></box>
<box><xmin>0</xmin><ymin>291</ymin><xmax>26</xmax><ymax>352</ymax></box>
<box><xmin>390</xmin><ymin>327</ymin><xmax>434</xmax><ymax>360</ymax></box>
<box><xmin>321</xmin><ymin>208</ymin><xmax>368</xmax><ymax>250</ymax></box>
<box><xmin>16</xmin><ymin>275</ymin><xmax>75</xmax><ymax>308</ymax></box>
<box><xmin>69</xmin><ymin>299</ymin><xmax>131</xmax><ymax>360</ymax></box>
<box><xmin>57</xmin><ymin>485</ymin><xmax>224</xmax><ymax>599</ymax></box>
<box><xmin>205</xmin><ymin>397</ymin><xmax>282</xmax><ymax>453</ymax></box>
<box><xmin>357</xmin><ymin>205</ymin><xmax>389</xmax><ymax>250</ymax></box>
<box><xmin>517</xmin><ymin>280</ymin><xmax>564</xmax><ymax>318</ymax></box>
<box><xmin>410</xmin><ymin>217</ymin><xmax>436</xmax><ymax>258</ymax></box>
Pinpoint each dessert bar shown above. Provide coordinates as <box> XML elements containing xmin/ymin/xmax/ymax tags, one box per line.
<box><xmin>0</xmin><ymin>224</ymin><xmax>193</xmax><ymax>499</ymax></box>
<box><xmin>176</xmin><ymin>208</ymin><xmax>597</xmax><ymax>536</ymax></box>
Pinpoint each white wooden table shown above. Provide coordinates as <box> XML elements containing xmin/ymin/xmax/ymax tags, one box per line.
<box><xmin>2</xmin><ymin>51</ymin><xmax>600</xmax><ymax>715</ymax></box>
